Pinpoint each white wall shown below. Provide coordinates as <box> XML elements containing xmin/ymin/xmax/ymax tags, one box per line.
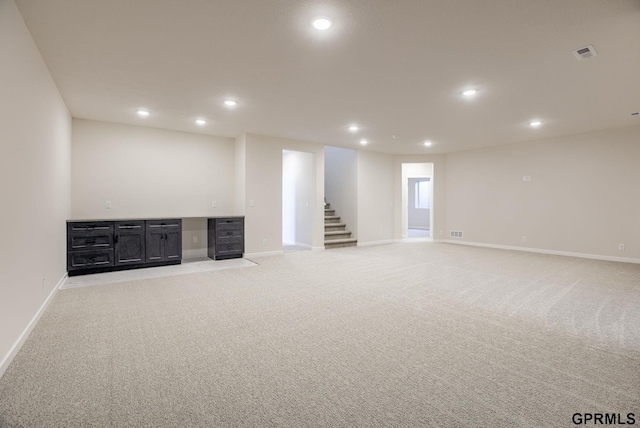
<box><xmin>242</xmin><ymin>134</ymin><xmax>325</xmax><ymax>255</ymax></box>
<box><xmin>445</xmin><ymin>125</ymin><xmax>640</xmax><ymax>261</ymax></box>
<box><xmin>325</xmin><ymin>146</ymin><xmax>357</xmax><ymax>239</ymax></box>
<box><xmin>182</xmin><ymin>218</ymin><xmax>208</xmax><ymax>259</ymax></box>
<box><xmin>72</xmin><ymin>119</ymin><xmax>235</xmax><ymax>219</ymax></box>
<box><xmin>71</xmin><ymin>119</ymin><xmax>236</xmax><ymax>257</ymax></box>
<box><xmin>0</xmin><ymin>0</ymin><xmax>72</xmax><ymax>376</ymax></box>
<box><xmin>357</xmin><ymin>150</ymin><xmax>395</xmax><ymax>245</ymax></box>
<box><xmin>282</xmin><ymin>151</ymin><xmax>315</xmax><ymax>247</ymax></box>
<box><xmin>234</xmin><ymin>134</ymin><xmax>246</xmax><ymax>215</ymax></box>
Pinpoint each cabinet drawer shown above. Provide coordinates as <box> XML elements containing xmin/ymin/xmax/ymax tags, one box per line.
<box><xmin>216</xmin><ymin>242</ymin><xmax>243</xmax><ymax>254</ymax></box>
<box><xmin>68</xmin><ymin>233</ymin><xmax>113</xmax><ymax>251</ymax></box>
<box><xmin>147</xmin><ymin>219</ymin><xmax>182</xmax><ymax>229</ymax></box>
<box><xmin>115</xmin><ymin>220</ymin><xmax>145</xmax><ymax>230</ymax></box>
<box><xmin>68</xmin><ymin>222</ymin><xmax>114</xmax><ymax>233</ymax></box>
<box><xmin>216</xmin><ymin>236</ymin><xmax>243</xmax><ymax>246</ymax></box>
<box><xmin>215</xmin><ymin>218</ymin><xmax>242</xmax><ymax>228</ymax></box>
<box><xmin>68</xmin><ymin>249</ymin><xmax>114</xmax><ymax>270</ymax></box>
<box><xmin>215</xmin><ymin>227</ymin><xmax>243</xmax><ymax>238</ymax></box>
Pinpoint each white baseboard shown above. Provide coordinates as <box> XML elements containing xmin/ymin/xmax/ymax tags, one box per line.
<box><xmin>244</xmin><ymin>250</ymin><xmax>284</xmax><ymax>258</ymax></box>
<box><xmin>357</xmin><ymin>239</ymin><xmax>394</xmax><ymax>247</ymax></box>
<box><xmin>283</xmin><ymin>241</ymin><xmax>313</xmax><ymax>249</ymax></box>
<box><xmin>0</xmin><ymin>273</ymin><xmax>67</xmax><ymax>379</ymax></box>
<box><xmin>283</xmin><ymin>241</ymin><xmax>324</xmax><ymax>251</ymax></box>
<box><xmin>441</xmin><ymin>240</ymin><xmax>640</xmax><ymax>264</ymax></box>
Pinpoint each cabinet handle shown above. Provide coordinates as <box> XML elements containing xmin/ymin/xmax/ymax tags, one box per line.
<box><xmin>119</xmin><ymin>225</ymin><xmax>141</xmax><ymax>229</ymax></box>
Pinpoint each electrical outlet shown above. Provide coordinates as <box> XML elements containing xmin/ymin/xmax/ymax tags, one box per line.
<box><xmin>193</xmin><ymin>236</ymin><xmax>197</xmax><ymax>244</ymax></box>
<box><xmin>105</xmin><ymin>200</ymin><xmax>112</xmax><ymax>209</ymax></box>
<box><xmin>522</xmin><ymin>176</ymin><xmax>532</xmax><ymax>182</ymax></box>
<box><xmin>262</xmin><ymin>239</ymin><xmax>267</xmax><ymax>246</ymax></box>
<box><xmin>522</xmin><ymin>235</ymin><xmax>527</xmax><ymax>242</ymax></box>
<box><xmin>305</xmin><ymin>201</ymin><xmax>309</xmax><ymax>208</ymax></box>
<box><xmin>250</xmin><ymin>200</ymin><xmax>255</xmax><ymax>207</ymax></box>
<box><xmin>212</xmin><ymin>201</ymin><xmax>217</xmax><ymax>208</ymax></box>
<box><xmin>619</xmin><ymin>244</ymin><xmax>625</xmax><ymax>251</ymax></box>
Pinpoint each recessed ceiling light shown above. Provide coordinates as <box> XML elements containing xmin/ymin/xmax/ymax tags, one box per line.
<box><xmin>349</xmin><ymin>125</ymin><xmax>359</xmax><ymax>132</ymax></box>
<box><xmin>312</xmin><ymin>17</ymin><xmax>332</xmax><ymax>30</ymax></box>
<box><xmin>424</xmin><ymin>141</ymin><xmax>433</xmax><ymax>147</ymax></box>
<box><xmin>462</xmin><ymin>89</ymin><xmax>477</xmax><ymax>97</ymax></box>
<box><xmin>359</xmin><ymin>139</ymin><xmax>368</xmax><ymax>146</ymax></box>
<box><xmin>392</xmin><ymin>135</ymin><xmax>400</xmax><ymax>139</ymax></box>
<box><xmin>224</xmin><ymin>100</ymin><xmax>237</xmax><ymax>107</ymax></box>
<box><xmin>195</xmin><ymin>119</ymin><xmax>207</xmax><ymax>125</ymax></box>
<box><xmin>529</xmin><ymin>120</ymin><xmax>543</xmax><ymax>127</ymax></box>
<box><xmin>137</xmin><ymin>110</ymin><xmax>150</xmax><ymax>117</ymax></box>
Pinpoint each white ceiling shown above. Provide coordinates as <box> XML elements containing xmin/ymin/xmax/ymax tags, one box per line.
<box><xmin>15</xmin><ymin>0</ymin><xmax>640</xmax><ymax>154</ymax></box>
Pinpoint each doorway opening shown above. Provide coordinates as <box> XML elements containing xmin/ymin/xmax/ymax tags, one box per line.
<box><xmin>282</xmin><ymin>150</ymin><xmax>315</xmax><ymax>252</ymax></box>
<box><xmin>401</xmin><ymin>163</ymin><xmax>434</xmax><ymax>241</ymax></box>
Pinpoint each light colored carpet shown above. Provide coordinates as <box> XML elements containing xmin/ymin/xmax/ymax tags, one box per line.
<box><xmin>62</xmin><ymin>257</ymin><xmax>257</xmax><ymax>289</ymax></box>
<box><xmin>1</xmin><ymin>242</ymin><xmax>639</xmax><ymax>427</ymax></box>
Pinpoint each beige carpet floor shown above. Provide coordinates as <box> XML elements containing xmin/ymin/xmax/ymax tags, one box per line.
<box><xmin>1</xmin><ymin>242</ymin><xmax>639</xmax><ymax>427</ymax></box>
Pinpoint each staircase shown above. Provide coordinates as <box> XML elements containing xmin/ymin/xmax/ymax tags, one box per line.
<box><xmin>324</xmin><ymin>202</ymin><xmax>357</xmax><ymax>249</ymax></box>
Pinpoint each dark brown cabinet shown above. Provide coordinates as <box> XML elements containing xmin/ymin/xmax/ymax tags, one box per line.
<box><xmin>67</xmin><ymin>218</ymin><xmax>182</xmax><ymax>276</ymax></box>
<box><xmin>145</xmin><ymin>219</ymin><xmax>182</xmax><ymax>263</ymax></box>
<box><xmin>208</xmin><ymin>217</ymin><xmax>244</xmax><ymax>260</ymax></box>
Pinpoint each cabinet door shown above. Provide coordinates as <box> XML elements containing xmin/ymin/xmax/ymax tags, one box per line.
<box><xmin>115</xmin><ymin>221</ymin><xmax>145</xmax><ymax>265</ymax></box>
<box><xmin>69</xmin><ymin>249</ymin><xmax>114</xmax><ymax>269</ymax></box>
<box><xmin>145</xmin><ymin>227</ymin><xmax>165</xmax><ymax>262</ymax></box>
<box><xmin>164</xmin><ymin>226</ymin><xmax>182</xmax><ymax>261</ymax></box>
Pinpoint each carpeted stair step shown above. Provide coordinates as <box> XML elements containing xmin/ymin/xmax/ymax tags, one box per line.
<box><xmin>325</xmin><ymin>223</ymin><xmax>346</xmax><ymax>231</ymax></box>
<box><xmin>324</xmin><ymin>230</ymin><xmax>352</xmax><ymax>240</ymax></box>
<box><xmin>324</xmin><ymin>238</ymin><xmax>358</xmax><ymax>249</ymax></box>
<box><xmin>324</xmin><ymin>215</ymin><xmax>341</xmax><ymax>224</ymax></box>
<box><xmin>325</xmin><ymin>208</ymin><xmax>335</xmax><ymax>216</ymax></box>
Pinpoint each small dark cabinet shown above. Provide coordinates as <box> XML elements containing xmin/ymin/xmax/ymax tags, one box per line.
<box><xmin>145</xmin><ymin>219</ymin><xmax>182</xmax><ymax>263</ymax></box>
<box><xmin>115</xmin><ymin>221</ymin><xmax>145</xmax><ymax>266</ymax></box>
<box><xmin>67</xmin><ymin>218</ymin><xmax>182</xmax><ymax>276</ymax></box>
<box><xmin>67</xmin><ymin>222</ymin><xmax>115</xmax><ymax>272</ymax></box>
<box><xmin>208</xmin><ymin>217</ymin><xmax>244</xmax><ymax>260</ymax></box>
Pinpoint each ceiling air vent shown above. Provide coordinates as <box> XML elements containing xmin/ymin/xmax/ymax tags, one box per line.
<box><xmin>573</xmin><ymin>45</ymin><xmax>597</xmax><ymax>61</ymax></box>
